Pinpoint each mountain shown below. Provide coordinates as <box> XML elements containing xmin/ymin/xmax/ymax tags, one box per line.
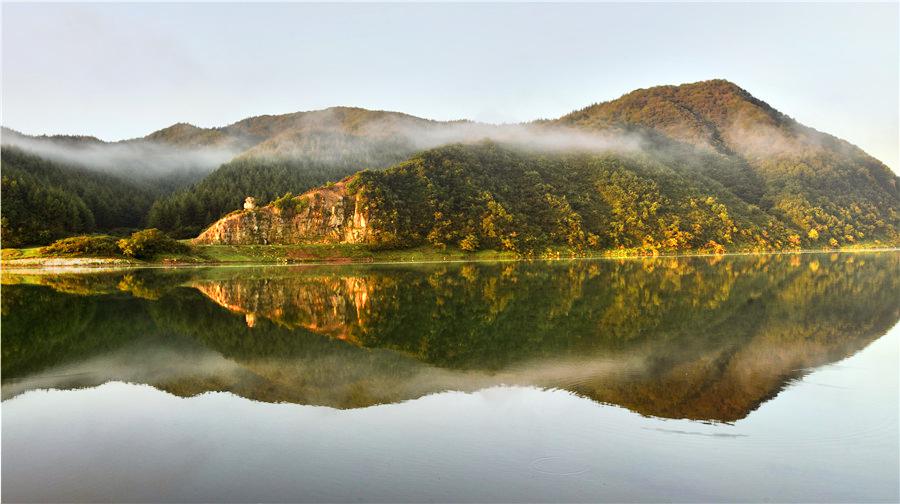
<box><xmin>0</xmin><ymin>126</ymin><xmax>235</xmax><ymax>183</ymax></box>
<box><xmin>557</xmin><ymin>80</ymin><xmax>899</xmax><ymax>245</ymax></box>
<box><xmin>194</xmin><ymin>141</ymin><xmax>795</xmax><ymax>253</ymax></box>
<box><xmin>0</xmin><ymin>126</ymin><xmax>243</xmax><ymax>245</ymax></box>
<box><xmin>3</xmin><ymin>79</ymin><xmax>898</xmax><ymax>249</ymax></box>
<box><xmin>194</xmin><ymin>80</ymin><xmax>898</xmax><ymax>252</ymax></box>
<box><xmin>143</xmin><ymin>122</ymin><xmax>241</xmax><ymax>149</ymax></box>
<box><xmin>145</xmin><ymin>107</ymin><xmax>450</xmax><ymax>236</ymax></box>
<box><xmin>1</xmin><ymin>108</ymin><xmax>453</xmax><ymax>242</ymax></box>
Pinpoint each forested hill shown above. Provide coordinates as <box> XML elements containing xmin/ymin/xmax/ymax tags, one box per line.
<box><xmin>1</xmin><ymin>147</ymin><xmax>158</xmax><ymax>246</ymax></box>
<box><xmin>346</xmin><ymin>142</ymin><xmax>796</xmax><ymax>253</ymax></box>
<box><xmin>556</xmin><ymin>80</ymin><xmax>899</xmax><ymax>246</ymax></box>
<box><xmin>3</xmin><ymin>79</ymin><xmax>898</xmax><ymax>249</ymax></box>
<box><xmin>146</xmin><ymin>108</ymin><xmax>443</xmax><ymax>237</ymax></box>
<box><xmin>2</xmin><ymin>108</ymin><xmax>451</xmax><ymax>242</ymax></box>
<box><xmin>200</xmin><ymin>139</ymin><xmax>896</xmax><ymax>253</ymax></box>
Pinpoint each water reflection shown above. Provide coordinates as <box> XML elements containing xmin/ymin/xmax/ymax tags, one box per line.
<box><xmin>2</xmin><ymin>252</ymin><xmax>898</xmax><ymax>422</ymax></box>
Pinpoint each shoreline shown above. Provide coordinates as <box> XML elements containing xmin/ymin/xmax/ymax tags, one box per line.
<box><xmin>2</xmin><ymin>244</ymin><xmax>898</xmax><ymax>274</ymax></box>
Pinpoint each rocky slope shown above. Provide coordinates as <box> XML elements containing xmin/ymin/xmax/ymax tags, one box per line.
<box><xmin>193</xmin><ymin>180</ymin><xmax>371</xmax><ymax>245</ymax></box>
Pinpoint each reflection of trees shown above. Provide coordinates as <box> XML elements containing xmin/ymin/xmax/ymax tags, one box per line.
<box><xmin>1</xmin><ymin>288</ymin><xmax>141</xmax><ymax>379</ymax></box>
<box><xmin>2</xmin><ymin>253</ymin><xmax>898</xmax><ymax>421</ymax></box>
<box><xmin>1</xmin><ymin>269</ymin><xmax>192</xmax><ymax>299</ymax></box>
<box><xmin>580</xmin><ymin>253</ymin><xmax>900</xmax><ymax>420</ymax></box>
<box><xmin>186</xmin><ymin>255</ymin><xmax>896</xmax><ymax>373</ymax></box>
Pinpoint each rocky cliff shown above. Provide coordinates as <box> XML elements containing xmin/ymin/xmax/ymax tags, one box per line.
<box><xmin>193</xmin><ymin>180</ymin><xmax>371</xmax><ymax>245</ymax></box>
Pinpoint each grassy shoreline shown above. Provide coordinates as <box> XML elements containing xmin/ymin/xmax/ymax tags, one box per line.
<box><xmin>2</xmin><ymin>242</ymin><xmax>898</xmax><ymax>272</ymax></box>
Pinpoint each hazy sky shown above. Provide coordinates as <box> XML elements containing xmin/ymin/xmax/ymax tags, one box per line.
<box><xmin>2</xmin><ymin>2</ymin><xmax>898</xmax><ymax>171</ymax></box>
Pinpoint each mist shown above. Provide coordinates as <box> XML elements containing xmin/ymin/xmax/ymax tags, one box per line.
<box><xmin>1</xmin><ymin>128</ymin><xmax>242</xmax><ymax>181</ymax></box>
<box><xmin>229</xmin><ymin>107</ymin><xmax>652</xmax><ymax>168</ymax></box>
<box><xmin>398</xmin><ymin>120</ymin><xmax>648</xmax><ymax>154</ymax></box>
<box><xmin>4</xmin><ymin>106</ymin><xmax>673</xmax><ymax>199</ymax></box>
<box><xmin>286</xmin><ymin>105</ymin><xmax>653</xmax><ymax>155</ymax></box>
<box><xmin>2</xmin><ymin>107</ymin><xmax>651</xmax><ymax>186</ymax></box>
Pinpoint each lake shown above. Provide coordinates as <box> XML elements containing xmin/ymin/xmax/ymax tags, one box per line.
<box><xmin>2</xmin><ymin>252</ymin><xmax>898</xmax><ymax>502</ymax></box>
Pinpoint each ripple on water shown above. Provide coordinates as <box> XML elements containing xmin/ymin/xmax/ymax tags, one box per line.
<box><xmin>529</xmin><ymin>456</ymin><xmax>591</xmax><ymax>477</ymax></box>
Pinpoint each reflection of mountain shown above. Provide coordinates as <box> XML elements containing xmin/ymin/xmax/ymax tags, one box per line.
<box><xmin>2</xmin><ymin>253</ymin><xmax>898</xmax><ymax>421</ymax></box>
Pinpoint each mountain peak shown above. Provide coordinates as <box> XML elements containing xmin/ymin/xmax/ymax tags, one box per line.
<box><xmin>622</xmin><ymin>78</ymin><xmax>747</xmax><ymax>99</ymax></box>
<box><xmin>558</xmin><ymin>79</ymin><xmax>794</xmax><ymax>155</ymax></box>
<box><xmin>144</xmin><ymin>122</ymin><xmax>231</xmax><ymax>147</ymax></box>
<box><xmin>149</xmin><ymin>122</ymin><xmax>204</xmax><ymax>133</ymax></box>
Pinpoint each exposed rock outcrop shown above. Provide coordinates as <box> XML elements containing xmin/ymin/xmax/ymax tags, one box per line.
<box><xmin>193</xmin><ymin>180</ymin><xmax>371</xmax><ymax>245</ymax></box>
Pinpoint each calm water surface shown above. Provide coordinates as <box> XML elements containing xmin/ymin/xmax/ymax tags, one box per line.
<box><xmin>2</xmin><ymin>252</ymin><xmax>898</xmax><ymax>502</ymax></box>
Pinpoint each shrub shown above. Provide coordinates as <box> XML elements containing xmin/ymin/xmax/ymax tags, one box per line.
<box><xmin>41</xmin><ymin>235</ymin><xmax>121</xmax><ymax>257</ymax></box>
<box><xmin>460</xmin><ymin>234</ymin><xmax>480</xmax><ymax>252</ymax></box>
<box><xmin>271</xmin><ymin>192</ymin><xmax>295</xmax><ymax>215</ymax></box>
<box><xmin>295</xmin><ymin>196</ymin><xmax>310</xmax><ymax>213</ymax></box>
<box><xmin>117</xmin><ymin>229</ymin><xmax>189</xmax><ymax>259</ymax></box>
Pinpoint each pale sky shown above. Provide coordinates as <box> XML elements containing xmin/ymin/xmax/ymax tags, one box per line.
<box><xmin>2</xmin><ymin>2</ymin><xmax>898</xmax><ymax>171</ymax></box>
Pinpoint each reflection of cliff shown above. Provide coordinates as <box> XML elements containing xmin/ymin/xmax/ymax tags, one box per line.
<box><xmin>2</xmin><ymin>253</ymin><xmax>898</xmax><ymax>421</ymax></box>
<box><xmin>190</xmin><ymin>275</ymin><xmax>374</xmax><ymax>343</ymax></box>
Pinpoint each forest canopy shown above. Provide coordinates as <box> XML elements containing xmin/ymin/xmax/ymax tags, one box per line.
<box><xmin>346</xmin><ymin>142</ymin><xmax>798</xmax><ymax>254</ymax></box>
<box><xmin>1</xmin><ymin>147</ymin><xmax>158</xmax><ymax>247</ymax></box>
